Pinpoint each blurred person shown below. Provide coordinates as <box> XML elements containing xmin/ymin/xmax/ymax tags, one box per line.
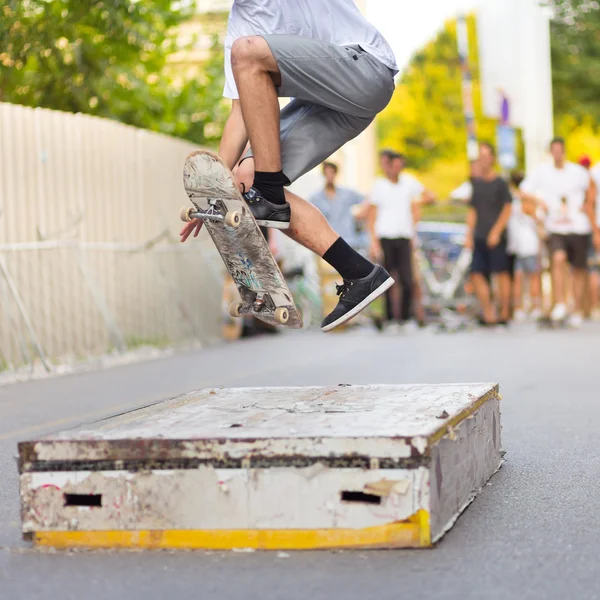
<box><xmin>180</xmin><ymin>0</ymin><xmax>398</xmax><ymax>332</ymax></box>
<box><xmin>411</xmin><ymin>192</ymin><xmax>436</xmax><ymax>327</ymax></box>
<box><xmin>465</xmin><ymin>142</ymin><xmax>512</xmax><ymax>325</ymax></box>
<box><xmin>589</xmin><ymin>157</ymin><xmax>600</xmax><ymax>317</ymax></box>
<box><xmin>520</xmin><ymin>138</ymin><xmax>595</xmax><ymax>327</ymax></box>
<box><xmin>367</xmin><ymin>149</ymin><xmax>434</xmax><ymax>330</ymax></box>
<box><xmin>310</xmin><ymin>162</ymin><xmax>368</xmax><ymax>254</ymax></box>
<box><xmin>508</xmin><ymin>171</ymin><xmax>542</xmax><ymax>321</ymax></box>
<box><xmin>579</xmin><ymin>155</ymin><xmax>599</xmax><ymax>318</ymax></box>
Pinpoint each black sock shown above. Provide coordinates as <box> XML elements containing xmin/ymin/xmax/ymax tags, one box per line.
<box><xmin>322</xmin><ymin>237</ymin><xmax>374</xmax><ymax>281</ymax></box>
<box><xmin>253</xmin><ymin>170</ymin><xmax>288</xmax><ymax>205</ymax></box>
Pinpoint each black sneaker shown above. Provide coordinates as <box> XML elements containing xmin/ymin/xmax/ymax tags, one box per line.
<box><xmin>321</xmin><ymin>265</ymin><xmax>394</xmax><ymax>332</ymax></box>
<box><xmin>243</xmin><ymin>187</ymin><xmax>291</xmax><ymax>229</ymax></box>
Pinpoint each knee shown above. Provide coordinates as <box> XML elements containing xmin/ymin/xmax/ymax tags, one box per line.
<box><xmin>231</xmin><ymin>36</ymin><xmax>266</xmax><ymax>70</ymax></box>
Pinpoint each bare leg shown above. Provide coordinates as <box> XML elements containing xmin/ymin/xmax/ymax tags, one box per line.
<box><xmin>573</xmin><ymin>268</ymin><xmax>588</xmax><ymax>314</ymax></box>
<box><xmin>551</xmin><ymin>251</ymin><xmax>567</xmax><ymax>306</ymax></box>
<box><xmin>283</xmin><ymin>189</ymin><xmax>339</xmax><ymax>256</ymax></box>
<box><xmin>497</xmin><ymin>272</ymin><xmax>512</xmax><ymax>321</ymax></box>
<box><xmin>513</xmin><ymin>270</ymin><xmax>523</xmax><ymax>310</ymax></box>
<box><xmin>530</xmin><ymin>272</ymin><xmax>542</xmax><ymax>308</ymax></box>
<box><xmin>412</xmin><ymin>278</ymin><xmax>426</xmax><ymax>324</ymax></box>
<box><xmin>591</xmin><ymin>272</ymin><xmax>600</xmax><ymax>313</ymax></box>
<box><xmin>471</xmin><ymin>273</ymin><xmax>497</xmax><ymax>323</ymax></box>
<box><xmin>231</xmin><ymin>36</ymin><xmax>282</xmax><ymax>172</ymax></box>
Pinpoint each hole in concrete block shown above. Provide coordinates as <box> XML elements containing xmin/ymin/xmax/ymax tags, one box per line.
<box><xmin>64</xmin><ymin>493</ymin><xmax>102</xmax><ymax>507</ymax></box>
<box><xmin>340</xmin><ymin>491</ymin><xmax>381</xmax><ymax>505</ymax></box>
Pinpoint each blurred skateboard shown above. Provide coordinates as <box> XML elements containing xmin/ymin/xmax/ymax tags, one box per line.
<box><xmin>181</xmin><ymin>150</ymin><xmax>302</xmax><ymax>329</ymax></box>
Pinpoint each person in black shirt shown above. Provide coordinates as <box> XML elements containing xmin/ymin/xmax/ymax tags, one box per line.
<box><xmin>465</xmin><ymin>142</ymin><xmax>513</xmax><ymax>325</ymax></box>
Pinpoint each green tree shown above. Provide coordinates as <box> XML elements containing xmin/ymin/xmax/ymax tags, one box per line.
<box><xmin>0</xmin><ymin>0</ymin><xmax>227</xmax><ymax>146</ymax></box>
<box><xmin>547</xmin><ymin>0</ymin><xmax>600</xmax><ymax>124</ymax></box>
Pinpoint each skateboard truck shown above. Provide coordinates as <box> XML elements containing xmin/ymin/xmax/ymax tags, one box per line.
<box><xmin>180</xmin><ymin>201</ymin><xmax>241</xmax><ymax>228</ymax></box>
<box><xmin>229</xmin><ymin>297</ymin><xmax>290</xmax><ymax>325</ymax></box>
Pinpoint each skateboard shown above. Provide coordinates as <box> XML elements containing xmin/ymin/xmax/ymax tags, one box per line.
<box><xmin>181</xmin><ymin>150</ymin><xmax>303</xmax><ymax>329</ymax></box>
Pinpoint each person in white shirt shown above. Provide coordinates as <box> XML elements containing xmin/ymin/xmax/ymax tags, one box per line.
<box><xmin>367</xmin><ymin>149</ymin><xmax>433</xmax><ymax>327</ymax></box>
<box><xmin>588</xmin><ymin>159</ymin><xmax>600</xmax><ymax>316</ymax></box>
<box><xmin>508</xmin><ymin>172</ymin><xmax>542</xmax><ymax>321</ymax></box>
<box><xmin>520</xmin><ymin>137</ymin><xmax>595</xmax><ymax>327</ymax></box>
<box><xmin>180</xmin><ymin>0</ymin><xmax>397</xmax><ymax>333</ymax></box>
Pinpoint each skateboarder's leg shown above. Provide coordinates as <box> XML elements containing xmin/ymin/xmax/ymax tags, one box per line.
<box><xmin>231</xmin><ymin>34</ymin><xmax>394</xmax><ymax>212</ymax></box>
<box><xmin>233</xmin><ymin>154</ymin><xmax>392</xmax><ymax>331</ymax></box>
<box><xmin>231</xmin><ymin>36</ymin><xmax>282</xmax><ymax>175</ymax></box>
<box><xmin>232</xmin><ymin>36</ymin><xmax>395</xmax><ymax>330</ymax></box>
<box><xmin>240</xmin><ymin>101</ymin><xmax>375</xmax><ymax>259</ymax></box>
<box><xmin>235</xmin><ymin>156</ymin><xmax>349</xmax><ymax>257</ymax></box>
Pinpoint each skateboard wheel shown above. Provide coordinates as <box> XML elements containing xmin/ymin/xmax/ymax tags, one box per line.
<box><xmin>274</xmin><ymin>307</ymin><xmax>289</xmax><ymax>324</ymax></box>
<box><xmin>229</xmin><ymin>302</ymin><xmax>244</xmax><ymax>318</ymax></box>
<box><xmin>225</xmin><ymin>211</ymin><xmax>241</xmax><ymax>228</ymax></box>
<box><xmin>180</xmin><ymin>206</ymin><xmax>194</xmax><ymax>223</ymax></box>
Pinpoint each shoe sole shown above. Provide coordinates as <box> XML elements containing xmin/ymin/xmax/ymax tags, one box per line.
<box><xmin>321</xmin><ymin>277</ymin><xmax>395</xmax><ymax>333</ymax></box>
<box><xmin>255</xmin><ymin>219</ymin><xmax>290</xmax><ymax>230</ymax></box>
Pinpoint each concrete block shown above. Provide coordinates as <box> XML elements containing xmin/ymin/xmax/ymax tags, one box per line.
<box><xmin>19</xmin><ymin>384</ymin><xmax>503</xmax><ymax>549</ymax></box>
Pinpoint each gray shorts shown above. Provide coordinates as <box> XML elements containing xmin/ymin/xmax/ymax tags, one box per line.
<box><xmin>244</xmin><ymin>34</ymin><xmax>395</xmax><ymax>183</ymax></box>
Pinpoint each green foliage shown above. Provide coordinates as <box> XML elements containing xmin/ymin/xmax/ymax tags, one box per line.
<box><xmin>0</xmin><ymin>0</ymin><xmax>228</xmax><ymax>146</ymax></box>
<box><xmin>547</xmin><ymin>0</ymin><xmax>600</xmax><ymax>124</ymax></box>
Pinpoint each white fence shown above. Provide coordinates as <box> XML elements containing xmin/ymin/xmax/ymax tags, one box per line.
<box><xmin>0</xmin><ymin>102</ymin><xmax>223</xmax><ymax>375</ymax></box>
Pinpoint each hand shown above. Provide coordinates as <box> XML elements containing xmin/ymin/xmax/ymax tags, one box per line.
<box><xmin>464</xmin><ymin>234</ymin><xmax>474</xmax><ymax>250</ymax></box>
<box><xmin>180</xmin><ymin>218</ymin><xmax>203</xmax><ymax>243</ymax></box>
<box><xmin>487</xmin><ymin>229</ymin><xmax>501</xmax><ymax>248</ymax></box>
<box><xmin>594</xmin><ymin>230</ymin><xmax>600</xmax><ymax>251</ymax></box>
<box><xmin>369</xmin><ymin>240</ymin><xmax>383</xmax><ymax>262</ymax></box>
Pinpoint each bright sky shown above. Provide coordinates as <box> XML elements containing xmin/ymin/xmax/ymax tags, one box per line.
<box><xmin>366</xmin><ymin>0</ymin><xmax>478</xmax><ymax>73</ymax></box>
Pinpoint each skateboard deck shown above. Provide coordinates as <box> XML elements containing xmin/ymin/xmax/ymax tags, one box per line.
<box><xmin>182</xmin><ymin>150</ymin><xmax>302</xmax><ymax>329</ymax></box>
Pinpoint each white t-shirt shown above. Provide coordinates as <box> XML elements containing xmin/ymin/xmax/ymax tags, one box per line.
<box><xmin>370</xmin><ymin>174</ymin><xmax>424</xmax><ymax>240</ymax></box>
<box><xmin>590</xmin><ymin>163</ymin><xmax>600</xmax><ymax>225</ymax></box>
<box><xmin>223</xmin><ymin>0</ymin><xmax>398</xmax><ymax>99</ymax></box>
<box><xmin>507</xmin><ymin>195</ymin><xmax>540</xmax><ymax>257</ymax></box>
<box><xmin>520</xmin><ymin>161</ymin><xmax>592</xmax><ymax>235</ymax></box>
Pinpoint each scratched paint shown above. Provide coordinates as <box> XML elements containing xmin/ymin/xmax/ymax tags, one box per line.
<box><xmin>21</xmin><ymin>466</ymin><xmax>430</xmax><ymax>533</ymax></box>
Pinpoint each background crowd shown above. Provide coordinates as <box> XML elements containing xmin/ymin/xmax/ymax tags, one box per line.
<box><xmin>304</xmin><ymin>137</ymin><xmax>600</xmax><ymax>331</ymax></box>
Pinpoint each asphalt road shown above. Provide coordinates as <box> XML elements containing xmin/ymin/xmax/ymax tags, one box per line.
<box><xmin>2</xmin><ymin>323</ymin><xmax>600</xmax><ymax>600</ymax></box>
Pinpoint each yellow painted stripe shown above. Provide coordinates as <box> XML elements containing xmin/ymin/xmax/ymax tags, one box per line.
<box><xmin>34</xmin><ymin>514</ymin><xmax>431</xmax><ymax>550</ymax></box>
